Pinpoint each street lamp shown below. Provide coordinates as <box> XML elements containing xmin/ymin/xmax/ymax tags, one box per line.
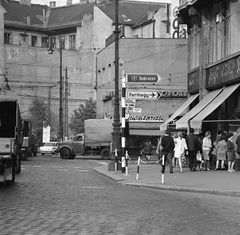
<box><xmin>112</xmin><ymin>0</ymin><xmax>121</xmax><ymax>159</ymax></box>
<box><xmin>48</xmin><ymin>36</ymin><xmax>65</xmax><ymax>142</ymax></box>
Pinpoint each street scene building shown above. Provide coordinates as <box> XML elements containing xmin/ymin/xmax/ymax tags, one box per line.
<box><xmin>162</xmin><ymin>0</ymin><xmax>240</xmax><ymax>145</ymax></box>
<box><xmin>97</xmin><ymin>38</ymin><xmax>188</xmax><ymax>149</ymax></box>
<box><xmin>0</xmin><ymin>0</ymin><xmax>188</xmax><ymax>142</ymax></box>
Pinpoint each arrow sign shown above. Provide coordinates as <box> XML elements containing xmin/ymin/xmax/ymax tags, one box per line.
<box><xmin>127</xmin><ymin>91</ymin><xmax>160</xmax><ymax>100</ymax></box>
<box><xmin>127</xmin><ymin>73</ymin><xmax>162</xmax><ymax>83</ymax></box>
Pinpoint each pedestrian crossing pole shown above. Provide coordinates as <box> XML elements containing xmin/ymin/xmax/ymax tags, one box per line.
<box><xmin>115</xmin><ymin>149</ymin><xmax>118</xmax><ymax>171</ymax></box>
<box><xmin>161</xmin><ymin>154</ymin><xmax>165</xmax><ymax>184</ymax></box>
<box><xmin>121</xmin><ymin>70</ymin><xmax>126</xmax><ymax>173</ymax></box>
<box><xmin>136</xmin><ymin>156</ymin><xmax>140</xmax><ymax>180</ymax></box>
<box><xmin>125</xmin><ymin>150</ymin><xmax>129</xmax><ymax>176</ymax></box>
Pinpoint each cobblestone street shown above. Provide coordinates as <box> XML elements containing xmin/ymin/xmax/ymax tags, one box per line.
<box><xmin>0</xmin><ymin>155</ymin><xmax>240</xmax><ymax>235</ymax></box>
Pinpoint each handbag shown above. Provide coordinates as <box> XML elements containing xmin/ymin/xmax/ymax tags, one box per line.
<box><xmin>211</xmin><ymin>147</ymin><xmax>217</xmax><ymax>156</ymax></box>
<box><xmin>196</xmin><ymin>151</ymin><xmax>202</xmax><ymax>161</ymax></box>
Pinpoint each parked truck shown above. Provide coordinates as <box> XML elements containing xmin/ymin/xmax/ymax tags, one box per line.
<box><xmin>57</xmin><ymin>119</ymin><xmax>113</xmax><ymax>159</ymax></box>
<box><xmin>0</xmin><ymin>97</ymin><xmax>22</xmax><ymax>185</ymax></box>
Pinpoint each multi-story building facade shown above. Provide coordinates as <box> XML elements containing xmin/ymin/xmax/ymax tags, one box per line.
<box><xmin>174</xmin><ymin>0</ymin><xmax>240</xmax><ymax>143</ymax></box>
<box><xmin>97</xmin><ymin>38</ymin><xmax>188</xmax><ymax>148</ymax></box>
<box><xmin>0</xmin><ymin>0</ymin><xmax>188</xmax><ymax>143</ymax></box>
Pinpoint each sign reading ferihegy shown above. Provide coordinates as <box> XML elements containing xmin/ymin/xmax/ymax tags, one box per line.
<box><xmin>127</xmin><ymin>90</ymin><xmax>188</xmax><ymax>100</ymax></box>
<box><xmin>127</xmin><ymin>73</ymin><xmax>162</xmax><ymax>83</ymax></box>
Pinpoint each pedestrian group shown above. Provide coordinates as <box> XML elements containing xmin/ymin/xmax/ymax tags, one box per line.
<box><xmin>155</xmin><ymin>128</ymin><xmax>239</xmax><ymax>173</ymax></box>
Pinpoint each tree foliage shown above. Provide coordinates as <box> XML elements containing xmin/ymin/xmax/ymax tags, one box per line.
<box><xmin>69</xmin><ymin>98</ymin><xmax>97</xmax><ymax>135</ymax></box>
<box><xmin>29</xmin><ymin>99</ymin><xmax>48</xmax><ymax>140</ymax></box>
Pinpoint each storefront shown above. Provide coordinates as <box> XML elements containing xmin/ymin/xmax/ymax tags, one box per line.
<box><xmin>176</xmin><ymin>54</ymin><xmax>240</xmax><ymax>143</ymax></box>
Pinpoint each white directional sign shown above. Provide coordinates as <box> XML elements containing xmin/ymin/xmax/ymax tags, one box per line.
<box><xmin>127</xmin><ymin>91</ymin><xmax>160</xmax><ymax>100</ymax></box>
<box><xmin>126</xmin><ymin>90</ymin><xmax>188</xmax><ymax>100</ymax></box>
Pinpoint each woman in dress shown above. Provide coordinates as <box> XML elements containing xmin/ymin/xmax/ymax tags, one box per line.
<box><xmin>174</xmin><ymin>131</ymin><xmax>187</xmax><ymax>173</ymax></box>
<box><xmin>227</xmin><ymin>133</ymin><xmax>236</xmax><ymax>173</ymax></box>
<box><xmin>215</xmin><ymin>133</ymin><xmax>227</xmax><ymax>170</ymax></box>
<box><xmin>202</xmin><ymin>131</ymin><xmax>212</xmax><ymax>171</ymax></box>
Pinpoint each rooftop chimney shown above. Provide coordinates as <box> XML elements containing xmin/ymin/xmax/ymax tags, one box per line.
<box><xmin>49</xmin><ymin>1</ymin><xmax>56</xmax><ymax>8</ymax></box>
<box><xmin>27</xmin><ymin>16</ymin><xmax>31</xmax><ymax>25</ymax></box>
<box><xmin>19</xmin><ymin>0</ymin><xmax>31</xmax><ymax>6</ymax></box>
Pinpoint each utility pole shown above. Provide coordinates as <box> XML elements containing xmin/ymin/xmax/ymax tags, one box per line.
<box><xmin>65</xmin><ymin>67</ymin><xmax>69</xmax><ymax>139</ymax></box>
<box><xmin>112</xmin><ymin>0</ymin><xmax>121</xmax><ymax>162</ymax></box>
<box><xmin>48</xmin><ymin>87</ymin><xmax>51</xmax><ymax>127</ymax></box>
<box><xmin>48</xmin><ymin>35</ymin><xmax>65</xmax><ymax>142</ymax></box>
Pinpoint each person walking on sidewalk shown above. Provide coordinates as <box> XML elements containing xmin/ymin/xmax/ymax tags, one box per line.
<box><xmin>202</xmin><ymin>131</ymin><xmax>212</xmax><ymax>171</ymax></box>
<box><xmin>215</xmin><ymin>133</ymin><xmax>227</xmax><ymax>170</ymax></box>
<box><xmin>160</xmin><ymin>129</ymin><xmax>175</xmax><ymax>173</ymax></box>
<box><xmin>227</xmin><ymin>133</ymin><xmax>236</xmax><ymax>172</ymax></box>
<box><xmin>174</xmin><ymin>131</ymin><xmax>187</xmax><ymax>173</ymax></box>
<box><xmin>156</xmin><ymin>136</ymin><xmax>162</xmax><ymax>160</ymax></box>
<box><xmin>186</xmin><ymin>128</ymin><xmax>200</xmax><ymax>172</ymax></box>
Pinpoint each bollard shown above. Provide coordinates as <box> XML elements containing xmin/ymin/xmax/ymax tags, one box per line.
<box><xmin>161</xmin><ymin>154</ymin><xmax>165</xmax><ymax>184</ymax></box>
<box><xmin>121</xmin><ymin>155</ymin><xmax>126</xmax><ymax>173</ymax></box>
<box><xmin>136</xmin><ymin>156</ymin><xmax>140</xmax><ymax>180</ymax></box>
<box><xmin>115</xmin><ymin>149</ymin><xmax>118</xmax><ymax>171</ymax></box>
<box><xmin>125</xmin><ymin>151</ymin><xmax>129</xmax><ymax>176</ymax></box>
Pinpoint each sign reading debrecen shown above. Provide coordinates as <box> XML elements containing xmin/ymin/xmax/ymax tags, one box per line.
<box><xmin>127</xmin><ymin>73</ymin><xmax>162</xmax><ymax>83</ymax></box>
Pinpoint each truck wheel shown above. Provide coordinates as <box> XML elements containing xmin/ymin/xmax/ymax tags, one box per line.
<box><xmin>12</xmin><ymin>156</ymin><xmax>15</xmax><ymax>182</ymax></box>
<box><xmin>4</xmin><ymin>180</ymin><xmax>12</xmax><ymax>186</ymax></box>
<box><xmin>100</xmin><ymin>148</ymin><xmax>111</xmax><ymax>160</ymax></box>
<box><xmin>16</xmin><ymin>155</ymin><xmax>21</xmax><ymax>174</ymax></box>
<box><xmin>70</xmin><ymin>155</ymin><xmax>76</xmax><ymax>159</ymax></box>
<box><xmin>21</xmin><ymin>150</ymin><xmax>27</xmax><ymax>161</ymax></box>
<box><xmin>60</xmin><ymin>148</ymin><xmax>71</xmax><ymax>159</ymax></box>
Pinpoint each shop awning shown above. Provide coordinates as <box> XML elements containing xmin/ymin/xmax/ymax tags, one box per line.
<box><xmin>160</xmin><ymin>94</ymin><xmax>199</xmax><ymax>131</ymax></box>
<box><xmin>130</xmin><ymin>129</ymin><xmax>161</xmax><ymax>136</ymax></box>
<box><xmin>175</xmin><ymin>88</ymin><xmax>222</xmax><ymax>129</ymax></box>
<box><xmin>190</xmin><ymin>84</ymin><xmax>240</xmax><ymax>129</ymax></box>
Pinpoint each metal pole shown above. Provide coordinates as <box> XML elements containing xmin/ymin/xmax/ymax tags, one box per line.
<box><xmin>121</xmin><ymin>70</ymin><xmax>126</xmax><ymax>173</ymax></box>
<box><xmin>112</xmin><ymin>0</ymin><xmax>121</xmax><ymax>162</ymax></box>
<box><xmin>162</xmin><ymin>154</ymin><xmax>165</xmax><ymax>184</ymax></box>
<box><xmin>58</xmin><ymin>40</ymin><xmax>63</xmax><ymax>142</ymax></box>
<box><xmin>65</xmin><ymin>67</ymin><xmax>68</xmax><ymax>139</ymax></box>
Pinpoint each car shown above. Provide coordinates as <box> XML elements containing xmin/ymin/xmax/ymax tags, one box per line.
<box><xmin>39</xmin><ymin>142</ymin><xmax>58</xmax><ymax>155</ymax></box>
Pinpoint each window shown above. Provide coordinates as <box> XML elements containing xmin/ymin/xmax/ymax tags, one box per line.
<box><xmin>51</xmin><ymin>37</ymin><xmax>56</xmax><ymax>48</ymax></box>
<box><xmin>189</xmin><ymin>25</ymin><xmax>200</xmax><ymax>70</ymax></box>
<box><xmin>209</xmin><ymin>2</ymin><xmax>226</xmax><ymax>63</ymax></box>
<box><xmin>69</xmin><ymin>35</ymin><xmax>75</xmax><ymax>50</ymax></box>
<box><xmin>59</xmin><ymin>37</ymin><xmax>65</xmax><ymax>49</ymax></box>
<box><xmin>31</xmin><ymin>36</ymin><xmax>37</xmax><ymax>47</ymax></box>
<box><xmin>42</xmin><ymin>37</ymin><xmax>49</xmax><ymax>48</ymax></box>
<box><xmin>20</xmin><ymin>34</ymin><xmax>29</xmax><ymax>45</ymax></box>
<box><xmin>226</xmin><ymin>1</ymin><xmax>240</xmax><ymax>56</ymax></box>
<box><xmin>4</xmin><ymin>32</ymin><xmax>12</xmax><ymax>44</ymax></box>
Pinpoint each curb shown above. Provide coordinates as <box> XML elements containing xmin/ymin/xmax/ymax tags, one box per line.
<box><xmin>94</xmin><ymin>166</ymin><xmax>126</xmax><ymax>182</ymax></box>
<box><xmin>94</xmin><ymin>166</ymin><xmax>240</xmax><ymax>198</ymax></box>
<box><xmin>122</xmin><ymin>182</ymin><xmax>240</xmax><ymax>197</ymax></box>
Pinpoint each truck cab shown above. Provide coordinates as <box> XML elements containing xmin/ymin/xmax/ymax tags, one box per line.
<box><xmin>57</xmin><ymin>133</ymin><xmax>85</xmax><ymax>159</ymax></box>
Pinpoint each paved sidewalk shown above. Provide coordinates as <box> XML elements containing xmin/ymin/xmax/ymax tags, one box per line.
<box><xmin>94</xmin><ymin>161</ymin><xmax>240</xmax><ymax>197</ymax></box>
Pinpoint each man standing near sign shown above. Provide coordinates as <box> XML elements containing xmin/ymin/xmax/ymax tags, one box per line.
<box><xmin>160</xmin><ymin>129</ymin><xmax>175</xmax><ymax>173</ymax></box>
<box><xmin>186</xmin><ymin>128</ymin><xmax>199</xmax><ymax>171</ymax></box>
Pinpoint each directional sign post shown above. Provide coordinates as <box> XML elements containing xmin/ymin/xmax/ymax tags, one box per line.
<box><xmin>127</xmin><ymin>91</ymin><xmax>161</xmax><ymax>100</ymax></box>
<box><xmin>127</xmin><ymin>73</ymin><xmax>162</xmax><ymax>83</ymax></box>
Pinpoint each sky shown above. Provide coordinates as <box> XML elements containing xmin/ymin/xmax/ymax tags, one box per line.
<box><xmin>31</xmin><ymin>0</ymin><xmax>171</xmax><ymax>7</ymax></box>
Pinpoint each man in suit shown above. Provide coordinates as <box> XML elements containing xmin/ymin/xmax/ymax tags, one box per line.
<box><xmin>160</xmin><ymin>129</ymin><xmax>175</xmax><ymax>173</ymax></box>
<box><xmin>186</xmin><ymin>128</ymin><xmax>200</xmax><ymax>171</ymax></box>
